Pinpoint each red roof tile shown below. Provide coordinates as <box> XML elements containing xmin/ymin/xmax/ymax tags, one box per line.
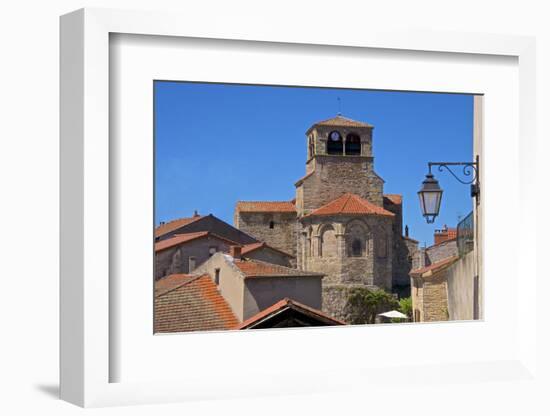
<box><xmin>155</xmin><ymin>231</ymin><xmax>240</xmax><ymax>253</ymax></box>
<box><xmin>409</xmin><ymin>256</ymin><xmax>459</xmax><ymax>278</ymax></box>
<box><xmin>235</xmin><ymin>298</ymin><xmax>346</xmax><ymax>329</ymax></box>
<box><xmin>234</xmin><ymin>259</ymin><xmax>323</xmax><ymax>279</ymax></box>
<box><xmin>235</xmin><ymin>201</ymin><xmax>296</xmax><ymax>213</ymax></box>
<box><xmin>383</xmin><ymin>194</ymin><xmax>403</xmax><ymax>205</ymax></box>
<box><xmin>155</xmin><ymin>274</ymin><xmax>239</xmax><ymax>333</ymax></box>
<box><xmin>305</xmin><ymin>193</ymin><xmax>394</xmax><ymax>218</ymax></box>
<box><xmin>241</xmin><ymin>242</ymin><xmax>295</xmax><ymax>258</ymax></box>
<box><xmin>155</xmin><ymin>273</ymin><xmax>197</xmax><ymax>296</ymax></box>
<box><xmin>155</xmin><ymin>215</ymin><xmax>203</xmax><ymax>237</ymax></box>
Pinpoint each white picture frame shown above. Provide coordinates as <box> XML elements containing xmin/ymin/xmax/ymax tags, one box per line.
<box><xmin>60</xmin><ymin>7</ymin><xmax>539</xmax><ymax>408</ymax></box>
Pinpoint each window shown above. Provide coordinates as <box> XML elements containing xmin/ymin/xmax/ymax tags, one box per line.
<box><xmin>188</xmin><ymin>256</ymin><xmax>196</xmax><ymax>272</ymax></box>
<box><xmin>351</xmin><ymin>239</ymin><xmax>362</xmax><ymax>256</ymax></box>
<box><xmin>269</xmin><ymin>221</ymin><xmax>274</xmax><ymax>229</ymax></box>
<box><xmin>214</xmin><ymin>268</ymin><xmax>220</xmax><ymax>285</ymax></box>
<box><xmin>327</xmin><ymin>131</ymin><xmax>343</xmax><ymax>155</ymax></box>
<box><xmin>345</xmin><ymin>133</ymin><xmax>361</xmax><ymax>155</ymax></box>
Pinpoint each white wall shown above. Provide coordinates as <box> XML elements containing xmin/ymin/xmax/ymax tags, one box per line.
<box><xmin>1</xmin><ymin>1</ymin><xmax>549</xmax><ymax>415</ymax></box>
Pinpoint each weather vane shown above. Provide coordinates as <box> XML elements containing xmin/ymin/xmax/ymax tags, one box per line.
<box><xmin>337</xmin><ymin>96</ymin><xmax>342</xmax><ymax>115</ymax></box>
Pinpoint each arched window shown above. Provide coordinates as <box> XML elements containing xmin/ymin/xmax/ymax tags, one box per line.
<box><xmin>319</xmin><ymin>224</ymin><xmax>336</xmax><ymax>257</ymax></box>
<box><xmin>308</xmin><ymin>136</ymin><xmax>315</xmax><ymax>159</ymax></box>
<box><xmin>269</xmin><ymin>221</ymin><xmax>275</xmax><ymax>229</ymax></box>
<box><xmin>345</xmin><ymin>219</ymin><xmax>369</xmax><ymax>257</ymax></box>
<box><xmin>327</xmin><ymin>131</ymin><xmax>343</xmax><ymax>155</ymax></box>
<box><xmin>351</xmin><ymin>239</ymin><xmax>362</xmax><ymax>256</ymax></box>
<box><xmin>345</xmin><ymin>133</ymin><xmax>361</xmax><ymax>155</ymax></box>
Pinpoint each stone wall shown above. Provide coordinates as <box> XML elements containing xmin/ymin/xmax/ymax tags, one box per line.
<box><xmin>235</xmin><ymin>211</ymin><xmax>297</xmax><ymax>258</ymax></box>
<box><xmin>155</xmin><ymin>236</ymin><xmax>233</xmax><ymax>279</ymax></box>
<box><xmin>426</xmin><ymin>239</ymin><xmax>458</xmax><ymax>264</ymax></box>
<box><xmin>298</xmin><ymin>214</ymin><xmax>394</xmax><ymax>319</ymax></box>
<box><xmin>411</xmin><ymin>274</ymin><xmax>449</xmax><ymax>322</ymax></box>
<box><xmin>414</xmin><ymin>239</ymin><xmax>458</xmax><ymax>270</ymax></box>
<box><xmin>296</xmin><ymin>155</ymin><xmax>384</xmax><ymax>216</ymax></box>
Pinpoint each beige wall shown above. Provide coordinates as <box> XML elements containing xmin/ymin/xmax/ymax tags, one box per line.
<box><xmin>446</xmin><ymin>251</ymin><xmax>476</xmax><ymax>321</ymax></box>
<box><xmin>194</xmin><ymin>253</ymin><xmax>245</xmax><ymax>321</ymax></box>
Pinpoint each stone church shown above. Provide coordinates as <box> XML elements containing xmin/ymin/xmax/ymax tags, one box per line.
<box><xmin>235</xmin><ymin>115</ymin><xmax>418</xmax><ymax>319</ymax></box>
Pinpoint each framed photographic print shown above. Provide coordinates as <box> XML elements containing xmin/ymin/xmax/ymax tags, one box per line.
<box><xmin>60</xmin><ymin>7</ymin><xmax>539</xmax><ymax>408</ymax></box>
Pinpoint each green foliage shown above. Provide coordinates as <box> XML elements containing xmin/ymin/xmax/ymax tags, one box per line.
<box><xmin>344</xmin><ymin>287</ymin><xmax>399</xmax><ymax>324</ymax></box>
<box><xmin>398</xmin><ymin>297</ymin><xmax>413</xmax><ymax>319</ymax></box>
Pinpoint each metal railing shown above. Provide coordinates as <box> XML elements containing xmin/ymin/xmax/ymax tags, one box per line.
<box><xmin>457</xmin><ymin>210</ymin><xmax>474</xmax><ymax>257</ymax></box>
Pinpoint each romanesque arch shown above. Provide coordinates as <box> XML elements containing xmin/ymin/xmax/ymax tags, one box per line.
<box><xmin>319</xmin><ymin>223</ymin><xmax>337</xmax><ymax>257</ymax></box>
<box><xmin>344</xmin><ymin>219</ymin><xmax>369</xmax><ymax>257</ymax></box>
<box><xmin>345</xmin><ymin>133</ymin><xmax>361</xmax><ymax>155</ymax></box>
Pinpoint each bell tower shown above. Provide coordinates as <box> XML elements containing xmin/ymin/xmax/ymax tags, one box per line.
<box><xmin>295</xmin><ymin>115</ymin><xmax>384</xmax><ymax>216</ymax></box>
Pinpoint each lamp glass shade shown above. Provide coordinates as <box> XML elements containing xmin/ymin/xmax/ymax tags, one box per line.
<box><xmin>418</xmin><ymin>173</ymin><xmax>443</xmax><ymax>223</ymax></box>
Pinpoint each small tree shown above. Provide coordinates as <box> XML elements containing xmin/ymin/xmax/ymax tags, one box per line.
<box><xmin>398</xmin><ymin>297</ymin><xmax>413</xmax><ymax>320</ymax></box>
<box><xmin>344</xmin><ymin>287</ymin><xmax>399</xmax><ymax>324</ymax></box>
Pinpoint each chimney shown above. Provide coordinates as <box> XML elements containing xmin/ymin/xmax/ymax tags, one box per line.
<box><xmin>434</xmin><ymin>224</ymin><xmax>449</xmax><ymax>245</ymax></box>
<box><xmin>230</xmin><ymin>245</ymin><xmax>242</xmax><ymax>260</ymax></box>
<box><xmin>193</xmin><ymin>210</ymin><xmax>200</xmax><ymax>217</ymax></box>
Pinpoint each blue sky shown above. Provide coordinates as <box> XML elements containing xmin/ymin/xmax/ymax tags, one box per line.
<box><xmin>155</xmin><ymin>81</ymin><xmax>474</xmax><ymax>247</ymax></box>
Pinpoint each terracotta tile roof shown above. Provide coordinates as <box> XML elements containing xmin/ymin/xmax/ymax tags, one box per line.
<box><xmin>409</xmin><ymin>256</ymin><xmax>459</xmax><ymax>279</ymax></box>
<box><xmin>305</xmin><ymin>193</ymin><xmax>395</xmax><ymax>218</ymax></box>
<box><xmin>235</xmin><ymin>298</ymin><xmax>346</xmax><ymax>329</ymax></box>
<box><xmin>307</xmin><ymin>115</ymin><xmax>373</xmax><ymax>132</ymax></box>
<box><xmin>155</xmin><ymin>215</ymin><xmax>203</xmax><ymax>237</ymax></box>
<box><xmin>155</xmin><ymin>231</ymin><xmax>240</xmax><ymax>253</ymax></box>
<box><xmin>155</xmin><ymin>273</ymin><xmax>239</xmax><ymax>333</ymax></box>
<box><xmin>383</xmin><ymin>194</ymin><xmax>403</xmax><ymax>205</ymax></box>
<box><xmin>155</xmin><ymin>273</ymin><xmax>197</xmax><ymax>296</ymax></box>
<box><xmin>233</xmin><ymin>259</ymin><xmax>324</xmax><ymax>279</ymax></box>
<box><xmin>235</xmin><ymin>201</ymin><xmax>296</xmax><ymax>213</ymax></box>
<box><xmin>241</xmin><ymin>242</ymin><xmax>295</xmax><ymax>258</ymax></box>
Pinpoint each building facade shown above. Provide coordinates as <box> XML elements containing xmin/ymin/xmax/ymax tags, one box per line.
<box><xmin>235</xmin><ymin>115</ymin><xmax>418</xmax><ymax>320</ymax></box>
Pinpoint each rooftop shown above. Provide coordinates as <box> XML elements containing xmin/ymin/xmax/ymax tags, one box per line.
<box><xmin>235</xmin><ymin>201</ymin><xmax>296</xmax><ymax>213</ymax></box>
<box><xmin>235</xmin><ymin>298</ymin><xmax>347</xmax><ymax>329</ymax></box>
<box><xmin>155</xmin><ymin>231</ymin><xmax>240</xmax><ymax>253</ymax></box>
<box><xmin>383</xmin><ymin>194</ymin><xmax>403</xmax><ymax>205</ymax></box>
<box><xmin>409</xmin><ymin>256</ymin><xmax>460</xmax><ymax>279</ymax></box>
<box><xmin>305</xmin><ymin>193</ymin><xmax>395</xmax><ymax>218</ymax></box>
<box><xmin>233</xmin><ymin>258</ymin><xmax>324</xmax><ymax>279</ymax></box>
<box><xmin>155</xmin><ymin>273</ymin><xmax>239</xmax><ymax>333</ymax></box>
<box><xmin>241</xmin><ymin>241</ymin><xmax>295</xmax><ymax>258</ymax></box>
<box><xmin>155</xmin><ymin>214</ymin><xmax>203</xmax><ymax>238</ymax></box>
<box><xmin>307</xmin><ymin>115</ymin><xmax>373</xmax><ymax>133</ymax></box>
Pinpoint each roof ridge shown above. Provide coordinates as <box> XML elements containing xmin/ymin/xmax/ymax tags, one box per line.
<box><xmin>155</xmin><ymin>273</ymin><xmax>207</xmax><ymax>297</ymax></box>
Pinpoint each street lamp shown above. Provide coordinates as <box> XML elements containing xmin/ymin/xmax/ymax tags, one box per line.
<box><xmin>418</xmin><ymin>156</ymin><xmax>480</xmax><ymax>224</ymax></box>
<box><xmin>418</xmin><ymin>173</ymin><xmax>443</xmax><ymax>224</ymax></box>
